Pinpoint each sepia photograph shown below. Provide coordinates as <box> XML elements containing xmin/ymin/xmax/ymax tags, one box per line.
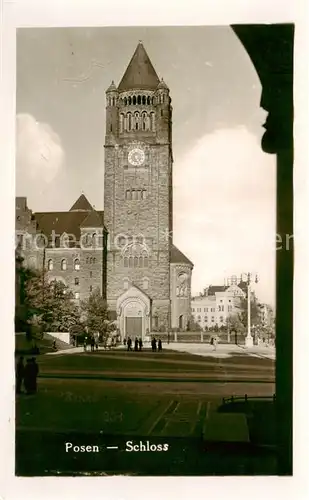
<box><xmin>14</xmin><ymin>24</ymin><xmax>293</xmax><ymax>476</ymax></box>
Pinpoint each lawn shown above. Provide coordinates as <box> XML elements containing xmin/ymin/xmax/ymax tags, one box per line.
<box><xmin>15</xmin><ymin>348</ymin><xmax>277</xmax><ymax>476</ymax></box>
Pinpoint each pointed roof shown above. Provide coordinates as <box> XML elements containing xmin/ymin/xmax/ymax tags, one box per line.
<box><xmin>171</xmin><ymin>245</ymin><xmax>194</xmax><ymax>267</ymax></box>
<box><xmin>118</xmin><ymin>42</ymin><xmax>160</xmax><ymax>92</ymax></box>
<box><xmin>80</xmin><ymin>210</ymin><xmax>104</xmax><ymax>228</ymax></box>
<box><xmin>106</xmin><ymin>80</ymin><xmax>117</xmax><ymax>93</ymax></box>
<box><xmin>69</xmin><ymin>194</ymin><xmax>93</xmax><ymax>212</ymax></box>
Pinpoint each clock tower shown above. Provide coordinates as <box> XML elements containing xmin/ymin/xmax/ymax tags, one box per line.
<box><xmin>104</xmin><ymin>41</ymin><xmax>173</xmax><ymax>339</ymax></box>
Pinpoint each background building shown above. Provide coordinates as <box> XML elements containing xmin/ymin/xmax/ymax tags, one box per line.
<box><xmin>191</xmin><ymin>283</ymin><xmax>245</xmax><ymax>330</ymax></box>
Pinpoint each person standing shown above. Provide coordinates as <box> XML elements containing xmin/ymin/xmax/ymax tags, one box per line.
<box><xmin>158</xmin><ymin>338</ymin><xmax>162</xmax><ymax>352</ymax></box>
<box><xmin>16</xmin><ymin>356</ymin><xmax>24</xmax><ymax>394</ymax></box>
<box><xmin>153</xmin><ymin>337</ymin><xmax>157</xmax><ymax>352</ymax></box>
<box><xmin>127</xmin><ymin>336</ymin><xmax>132</xmax><ymax>351</ymax></box>
<box><xmin>138</xmin><ymin>338</ymin><xmax>143</xmax><ymax>351</ymax></box>
<box><xmin>134</xmin><ymin>337</ymin><xmax>139</xmax><ymax>351</ymax></box>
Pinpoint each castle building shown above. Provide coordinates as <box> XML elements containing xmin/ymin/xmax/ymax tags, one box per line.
<box><xmin>15</xmin><ymin>42</ymin><xmax>194</xmax><ymax>339</ymax></box>
<box><xmin>103</xmin><ymin>42</ymin><xmax>193</xmax><ymax>339</ymax></box>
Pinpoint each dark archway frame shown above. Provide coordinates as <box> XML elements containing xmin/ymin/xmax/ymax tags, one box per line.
<box><xmin>232</xmin><ymin>24</ymin><xmax>294</xmax><ymax>475</ymax></box>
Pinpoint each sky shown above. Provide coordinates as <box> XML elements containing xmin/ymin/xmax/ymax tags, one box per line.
<box><xmin>16</xmin><ymin>26</ymin><xmax>276</xmax><ymax>306</ymax></box>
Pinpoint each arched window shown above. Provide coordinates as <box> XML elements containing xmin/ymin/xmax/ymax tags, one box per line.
<box><xmin>152</xmin><ymin>97</ymin><xmax>155</xmax><ymax>105</ymax></box>
<box><xmin>124</xmin><ymin>97</ymin><xmax>127</xmax><ymax>106</ymax></box>
<box><xmin>142</xmin><ymin>96</ymin><xmax>146</xmax><ymax>105</ymax></box>
<box><xmin>92</xmin><ymin>233</ymin><xmax>97</xmax><ymax>247</ymax></box>
<box><xmin>150</xmin><ymin>112</ymin><xmax>155</xmax><ymax>131</ymax></box>
<box><xmin>137</xmin><ymin>95</ymin><xmax>141</xmax><ymax>105</ymax></box>
<box><xmin>127</xmin><ymin>113</ymin><xmax>132</xmax><ymax>131</ymax></box>
<box><xmin>119</xmin><ymin>113</ymin><xmax>124</xmax><ymax>133</ymax></box>
<box><xmin>142</xmin><ymin>112</ymin><xmax>147</xmax><ymax>130</ymax></box>
<box><xmin>123</xmin><ymin>243</ymin><xmax>149</xmax><ymax>269</ymax></box>
<box><xmin>74</xmin><ymin>259</ymin><xmax>80</xmax><ymax>271</ymax></box>
<box><xmin>162</xmin><ymin>95</ymin><xmax>165</xmax><ymax>103</ymax></box>
<box><xmin>147</xmin><ymin>96</ymin><xmax>151</xmax><ymax>105</ymax></box>
<box><xmin>125</xmin><ymin>189</ymin><xmax>131</xmax><ymax>200</ymax></box>
<box><xmin>132</xmin><ymin>189</ymin><xmax>137</xmax><ymax>200</ymax></box>
<box><xmin>133</xmin><ymin>95</ymin><xmax>136</xmax><ymax>105</ymax></box>
<box><xmin>134</xmin><ymin>111</ymin><xmax>139</xmax><ymax>130</ymax></box>
<box><xmin>47</xmin><ymin>259</ymin><xmax>53</xmax><ymax>271</ymax></box>
<box><xmin>93</xmin><ymin>257</ymin><xmax>96</xmax><ymax>264</ymax></box>
<box><xmin>141</xmin><ymin>189</ymin><xmax>147</xmax><ymax>200</ymax></box>
<box><xmin>61</xmin><ymin>259</ymin><xmax>67</xmax><ymax>271</ymax></box>
<box><xmin>128</xmin><ymin>96</ymin><xmax>132</xmax><ymax>105</ymax></box>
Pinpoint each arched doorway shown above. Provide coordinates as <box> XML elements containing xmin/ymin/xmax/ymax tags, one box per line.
<box><xmin>124</xmin><ymin>300</ymin><xmax>143</xmax><ymax>338</ymax></box>
<box><xmin>179</xmin><ymin>315</ymin><xmax>183</xmax><ymax>330</ymax></box>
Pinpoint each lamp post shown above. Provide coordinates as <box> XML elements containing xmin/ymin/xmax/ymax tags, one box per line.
<box><xmin>242</xmin><ymin>272</ymin><xmax>259</xmax><ymax>348</ymax></box>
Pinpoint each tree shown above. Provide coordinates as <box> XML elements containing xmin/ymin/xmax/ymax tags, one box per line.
<box><xmin>81</xmin><ymin>288</ymin><xmax>114</xmax><ymax>343</ymax></box>
<box><xmin>23</xmin><ymin>270</ymin><xmax>80</xmax><ymax>335</ymax></box>
<box><xmin>238</xmin><ymin>295</ymin><xmax>261</xmax><ymax>329</ymax></box>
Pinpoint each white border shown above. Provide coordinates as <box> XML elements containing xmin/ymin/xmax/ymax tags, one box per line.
<box><xmin>1</xmin><ymin>0</ymin><xmax>308</xmax><ymax>499</ymax></box>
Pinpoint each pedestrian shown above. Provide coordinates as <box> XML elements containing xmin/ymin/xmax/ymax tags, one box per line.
<box><xmin>16</xmin><ymin>356</ymin><xmax>24</xmax><ymax>394</ymax></box>
<box><xmin>123</xmin><ymin>337</ymin><xmax>127</xmax><ymax>347</ymax></box>
<box><xmin>127</xmin><ymin>336</ymin><xmax>132</xmax><ymax>351</ymax></box>
<box><xmin>138</xmin><ymin>337</ymin><xmax>143</xmax><ymax>351</ymax></box>
<box><xmin>153</xmin><ymin>337</ymin><xmax>157</xmax><ymax>352</ymax></box>
<box><xmin>134</xmin><ymin>337</ymin><xmax>138</xmax><ymax>351</ymax></box>
<box><xmin>52</xmin><ymin>340</ymin><xmax>57</xmax><ymax>351</ymax></box>
<box><xmin>158</xmin><ymin>338</ymin><xmax>162</xmax><ymax>351</ymax></box>
<box><xmin>91</xmin><ymin>336</ymin><xmax>95</xmax><ymax>352</ymax></box>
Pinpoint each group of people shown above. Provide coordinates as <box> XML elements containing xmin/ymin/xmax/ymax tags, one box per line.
<box><xmin>16</xmin><ymin>356</ymin><xmax>39</xmax><ymax>395</ymax></box>
<box><xmin>83</xmin><ymin>336</ymin><xmax>99</xmax><ymax>352</ymax></box>
<box><xmin>124</xmin><ymin>337</ymin><xmax>143</xmax><ymax>351</ymax></box>
<box><xmin>151</xmin><ymin>337</ymin><xmax>162</xmax><ymax>352</ymax></box>
<box><xmin>123</xmin><ymin>336</ymin><xmax>163</xmax><ymax>352</ymax></box>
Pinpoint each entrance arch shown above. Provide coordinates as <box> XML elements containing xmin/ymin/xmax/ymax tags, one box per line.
<box><xmin>116</xmin><ymin>286</ymin><xmax>151</xmax><ymax>340</ymax></box>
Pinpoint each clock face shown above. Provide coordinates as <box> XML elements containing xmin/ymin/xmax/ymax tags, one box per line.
<box><xmin>128</xmin><ymin>148</ymin><xmax>145</xmax><ymax>166</ymax></box>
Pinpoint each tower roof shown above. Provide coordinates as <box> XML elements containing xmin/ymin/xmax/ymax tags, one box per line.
<box><xmin>118</xmin><ymin>42</ymin><xmax>160</xmax><ymax>92</ymax></box>
<box><xmin>69</xmin><ymin>194</ymin><xmax>93</xmax><ymax>212</ymax></box>
<box><xmin>106</xmin><ymin>80</ymin><xmax>117</xmax><ymax>93</ymax></box>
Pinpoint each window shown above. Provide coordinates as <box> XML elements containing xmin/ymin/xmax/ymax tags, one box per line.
<box><xmin>147</xmin><ymin>96</ymin><xmax>151</xmax><ymax>105</ymax></box>
<box><xmin>150</xmin><ymin>112</ymin><xmax>155</xmax><ymax>131</ymax></box>
<box><xmin>74</xmin><ymin>292</ymin><xmax>80</xmax><ymax>300</ymax></box>
<box><xmin>211</xmin><ymin>307</ymin><xmax>215</xmax><ymax>312</ymax></box>
<box><xmin>197</xmin><ymin>315</ymin><xmax>201</xmax><ymax>322</ymax></box>
<box><xmin>61</xmin><ymin>259</ymin><xmax>67</xmax><ymax>271</ymax></box>
<box><xmin>74</xmin><ymin>259</ymin><xmax>80</xmax><ymax>271</ymax></box>
<box><xmin>142</xmin><ymin>277</ymin><xmax>149</xmax><ymax>290</ymax></box>
<box><xmin>126</xmin><ymin>189</ymin><xmax>147</xmax><ymax>200</ymax></box>
<box><xmin>127</xmin><ymin>113</ymin><xmax>132</xmax><ymax>131</ymax></box>
<box><xmin>204</xmin><ymin>316</ymin><xmax>208</xmax><ymax>322</ymax></box>
<box><xmin>90</xmin><ymin>271</ymin><xmax>92</xmax><ymax>278</ymax></box>
<box><xmin>119</xmin><ymin>113</ymin><xmax>124</xmax><ymax>133</ymax></box>
<box><xmin>222</xmin><ymin>305</ymin><xmax>224</xmax><ymax>311</ymax></box>
<box><xmin>124</xmin><ymin>97</ymin><xmax>127</xmax><ymax>106</ymax></box>
<box><xmin>47</xmin><ymin>259</ymin><xmax>53</xmax><ymax>271</ymax></box>
<box><xmin>128</xmin><ymin>96</ymin><xmax>132</xmax><ymax>105</ymax></box>
<box><xmin>137</xmin><ymin>95</ymin><xmax>141</xmax><ymax>105</ymax></box>
<box><xmin>192</xmin><ymin>308</ymin><xmax>195</xmax><ymax>312</ymax></box>
<box><xmin>228</xmin><ymin>305</ymin><xmax>232</xmax><ymax>312</ymax></box>
<box><xmin>220</xmin><ymin>316</ymin><xmax>224</xmax><ymax>322</ymax></box>
<box><xmin>142</xmin><ymin>96</ymin><xmax>146</xmax><ymax>105</ymax></box>
<box><xmin>123</xmin><ymin>243</ymin><xmax>149</xmax><ymax>268</ymax></box>
<box><xmin>89</xmin><ymin>285</ymin><xmax>93</xmax><ymax>293</ymax></box>
<box><xmin>218</xmin><ymin>306</ymin><xmax>221</xmax><ymax>312</ymax></box>
<box><xmin>75</xmin><ymin>278</ymin><xmax>79</xmax><ymax>286</ymax></box>
<box><xmin>211</xmin><ymin>316</ymin><xmax>215</xmax><ymax>322</ymax></box>
<box><xmin>197</xmin><ymin>307</ymin><xmax>201</xmax><ymax>312</ymax></box>
<box><xmin>133</xmin><ymin>95</ymin><xmax>136</xmax><ymax>105</ymax></box>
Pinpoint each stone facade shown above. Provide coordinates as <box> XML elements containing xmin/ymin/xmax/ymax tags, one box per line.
<box><xmin>104</xmin><ymin>42</ymin><xmax>193</xmax><ymax>339</ymax></box>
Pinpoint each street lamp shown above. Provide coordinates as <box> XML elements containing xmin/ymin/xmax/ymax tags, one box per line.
<box><xmin>242</xmin><ymin>272</ymin><xmax>259</xmax><ymax>348</ymax></box>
